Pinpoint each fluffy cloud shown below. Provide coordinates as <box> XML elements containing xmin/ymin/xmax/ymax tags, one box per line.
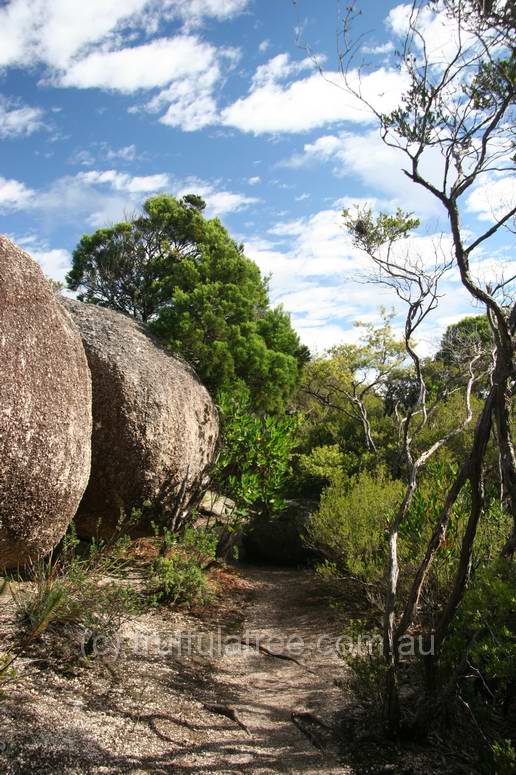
<box><xmin>0</xmin><ymin>176</ymin><xmax>34</xmax><ymax>210</ymax></box>
<box><xmin>146</xmin><ymin>53</ymin><xmax>236</xmax><ymax>131</ymax></box>
<box><xmin>57</xmin><ymin>36</ymin><xmax>217</xmax><ymax>92</ymax></box>
<box><xmin>361</xmin><ymin>41</ymin><xmax>395</xmax><ymax>55</ymax></box>
<box><xmin>32</xmin><ymin>247</ymin><xmax>72</xmax><ymax>281</ymax></box>
<box><xmin>175</xmin><ymin>178</ymin><xmax>259</xmax><ymax>216</ymax></box>
<box><xmin>283</xmin><ymin>129</ymin><xmax>445</xmax><ymax>218</ymax></box>
<box><xmin>245</xmin><ymin>204</ymin><xmax>479</xmax><ymax>353</ymax></box>
<box><xmin>70</xmin><ymin>144</ymin><xmax>140</xmax><ymax>167</ymax></box>
<box><xmin>466</xmin><ymin>174</ymin><xmax>516</xmax><ymax>224</ymax></box>
<box><xmin>171</xmin><ymin>0</ymin><xmax>248</xmax><ymax>23</ymax></box>
<box><xmin>0</xmin><ymin>98</ymin><xmax>44</xmax><ymax>139</ymax></box>
<box><xmin>221</xmin><ymin>54</ymin><xmax>409</xmax><ymax>134</ymax></box>
<box><xmin>5</xmin><ymin>167</ymin><xmax>258</xmax><ymax>229</ymax></box>
<box><xmin>77</xmin><ymin>169</ymin><xmax>171</xmax><ymax>193</ymax></box>
<box><xmin>0</xmin><ymin>1</ymin><xmax>247</xmax><ymax>133</ymax></box>
<box><xmin>0</xmin><ymin>0</ymin><xmax>249</xmax><ymax>71</ymax></box>
<box><xmin>387</xmin><ymin>2</ymin><xmax>472</xmax><ymax>64</ymax></box>
<box><xmin>0</xmin><ymin>0</ymin><xmax>150</xmax><ymax>71</ymax></box>
<box><xmin>250</xmin><ymin>53</ymin><xmax>315</xmax><ymax>87</ymax></box>
<box><xmin>105</xmin><ymin>144</ymin><xmax>137</xmax><ymax>162</ymax></box>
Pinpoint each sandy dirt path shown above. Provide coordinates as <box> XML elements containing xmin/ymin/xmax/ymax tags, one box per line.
<box><xmin>0</xmin><ymin>565</ymin><xmax>351</xmax><ymax>774</ymax></box>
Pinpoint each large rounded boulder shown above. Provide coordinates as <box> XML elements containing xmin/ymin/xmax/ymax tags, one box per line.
<box><xmin>62</xmin><ymin>300</ymin><xmax>219</xmax><ymax>537</ymax></box>
<box><xmin>0</xmin><ymin>236</ymin><xmax>92</xmax><ymax>571</ymax></box>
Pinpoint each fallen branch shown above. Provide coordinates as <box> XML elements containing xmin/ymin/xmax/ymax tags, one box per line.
<box><xmin>203</xmin><ymin>703</ymin><xmax>250</xmax><ymax>735</ymax></box>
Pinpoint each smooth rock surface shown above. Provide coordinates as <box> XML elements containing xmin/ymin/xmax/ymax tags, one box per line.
<box><xmin>63</xmin><ymin>300</ymin><xmax>219</xmax><ymax>537</ymax></box>
<box><xmin>0</xmin><ymin>235</ymin><xmax>92</xmax><ymax>570</ymax></box>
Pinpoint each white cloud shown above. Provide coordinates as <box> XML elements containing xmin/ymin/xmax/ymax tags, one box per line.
<box><xmin>149</xmin><ymin>61</ymin><xmax>224</xmax><ymax>131</ymax></box>
<box><xmin>6</xmin><ymin>168</ymin><xmax>257</xmax><ymax>228</ymax></box>
<box><xmin>244</xmin><ymin>203</ymin><xmax>480</xmax><ymax>353</ymax></box>
<box><xmin>12</xmin><ymin>235</ymin><xmax>71</xmax><ymax>282</ymax></box>
<box><xmin>221</xmin><ymin>56</ymin><xmax>409</xmax><ymax>134</ymax></box>
<box><xmin>105</xmin><ymin>144</ymin><xmax>137</xmax><ymax>162</ymax></box>
<box><xmin>175</xmin><ymin>178</ymin><xmax>259</xmax><ymax>216</ymax></box>
<box><xmin>77</xmin><ymin>169</ymin><xmax>170</xmax><ymax>193</ymax></box>
<box><xmin>0</xmin><ymin>1</ymin><xmax>247</xmax><ymax>133</ymax></box>
<box><xmin>361</xmin><ymin>41</ymin><xmax>395</xmax><ymax>55</ymax></box>
<box><xmin>70</xmin><ymin>143</ymin><xmax>140</xmax><ymax>166</ymax></box>
<box><xmin>170</xmin><ymin>0</ymin><xmax>249</xmax><ymax>24</ymax></box>
<box><xmin>258</xmin><ymin>39</ymin><xmax>270</xmax><ymax>53</ymax></box>
<box><xmin>57</xmin><ymin>36</ymin><xmax>217</xmax><ymax>92</ymax></box>
<box><xmin>141</xmin><ymin>44</ymin><xmax>238</xmax><ymax>131</ymax></box>
<box><xmin>0</xmin><ymin>176</ymin><xmax>34</xmax><ymax>210</ymax></box>
<box><xmin>33</xmin><ymin>247</ymin><xmax>72</xmax><ymax>282</ymax></box>
<box><xmin>250</xmin><ymin>53</ymin><xmax>315</xmax><ymax>87</ymax></box>
<box><xmin>466</xmin><ymin>174</ymin><xmax>516</xmax><ymax>224</ymax></box>
<box><xmin>0</xmin><ymin>0</ymin><xmax>150</xmax><ymax>71</ymax></box>
<box><xmin>247</xmin><ymin>176</ymin><xmax>261</xmax><ymax>185</ymax></box>
<box><xmin>386</xmin><ymin>2</ymin><xmax>461</xmax><ymax>58</ymax></box>
<box><xmin>283</xmin><ymin>128</ymin><xmax>446</xmax><ymax>218</ymax></box>
<box><xmin>284</xmin><ymin>134</ymin><xmax>344</xmax><ymax>166</ymax></box>
<box><xmin>0</xmin><ymin>0</ymin><xmax>249</xmax><ymax>71</ymax></box>
<box><xmin>0</xmin><ymin>97</ymin><xmax>44</xmax><ymax>139</ymax></box>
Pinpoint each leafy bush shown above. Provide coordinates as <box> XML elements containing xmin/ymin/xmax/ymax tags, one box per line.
<box><xmin>489</xmin><ymin>739</ymin><xmax>516</xmax><ymax>775</ymax></box>
<box><xmin>147</xmin><ymin>524</ymin><xmax>217</xmax><ymax>608</ymax></box>
<box><xmin>401</xmin><ymin>463</ymin><xmax>511</xmax><ymax>600</ymax></box>
<box><xmin>298</xmin><ymin>444</ymin><xmax>346</xmax><ymax>488</ymax></box>
<box><xmin>213</xmin><ymin>388</ymin><xmax>300</xmax><ymax>519</ymax></box>
<box><xmin>444</xmin><ymin>559</ymin><xmax>516</xmax><ymax>709</ymax></box>
<box><xmin>306</xmin><ymin>468</ymin><xmax>404</xmax><ymax>581</ymax></box>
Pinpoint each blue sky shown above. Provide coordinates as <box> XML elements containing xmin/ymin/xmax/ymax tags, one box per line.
<box><xmin>0</xmin><ymin>0</ymin><xmax>513</xmax><ymax>354</ymax></box>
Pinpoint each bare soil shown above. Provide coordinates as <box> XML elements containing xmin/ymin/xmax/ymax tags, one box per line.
<box><xmin>0</xmin><ymin>565</ymin><xmax>468</xmax><ymax>774</ymax></box>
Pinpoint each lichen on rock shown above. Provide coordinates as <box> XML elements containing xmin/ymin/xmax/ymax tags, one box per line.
<box><xmin>62</xmin><ymin>299</ymin><xmax>219</xmax><ymax>538</ymax></box>
<box><xmin>0</xmin><ymin>235</ymin><xmax>92</xmax><ymax>571</ymax></box>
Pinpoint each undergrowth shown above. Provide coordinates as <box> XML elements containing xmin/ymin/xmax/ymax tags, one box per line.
<box><xmin>146</xmin><ymin>523</ymin><xmax>218</xmax><ymax>608</ymax></box>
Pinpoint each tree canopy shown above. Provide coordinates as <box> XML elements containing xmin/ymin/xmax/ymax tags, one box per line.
<box><xmin>67</xmin><ymin>194</ymin><xmax>309</xmax><ymax>413</ymax></box>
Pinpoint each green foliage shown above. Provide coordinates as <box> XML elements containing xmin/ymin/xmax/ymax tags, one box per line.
<box><xmin>298</xmin><ymin>307</ymin><xmax>403</xmax><ymax>492</ymax></box>
<box><xmin>445</xmin><ymin>559</ymin><xmax>516</xmax><ymax>703</ymax></box>
<box><xmin>213</xmin><ymin>388</ymin><xmax>301</xmax><ymax>518</ymax></box>
<box><xmin>67</xmin><ymin>194</ymin><xmax>207</xmax><ymax>321</ymax></box>
<box><xmin>147</xmin><ymin>525</ymin><xmax>217</xmax><ymax>608</ymax></box>
<box><xmin>343</xmin><ymin>207</ymin><xmax>420</xmax><ymax>252</ymax></box>
<box><xmin>306</xmin><ymin>469</ymin><xmax>405</xmax><ymax>581</ymax></box>
<box><xmin>11</xmin><ymin>525</ymin><xmax>139</xmax><ymax>642</ymax></box>
<box><xmin>298</xmin><ymin>444</ymin><xmax>347</xmax><ymax>487</ymax></box>
<box><xmin>436</xmin><ymin>315</ymin><xmax>492</xmax><ymax>366</ymax></box>
<box><xmin>341</xmin><ymin>617</ymin><xmax>387</xmax><ymax>709</ymax></box>
<box><xmin>489</xmin><ymin>739</ymin><xmax>516</xmax><ymax>775</ymax></box>
<box><xmin>68</xmin><ymin>193</ymin><xmax>307</xmax><ymax>412</ymax></box>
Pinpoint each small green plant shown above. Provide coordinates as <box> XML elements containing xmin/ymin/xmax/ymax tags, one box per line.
<box><xmin>147</xmin><ymin>524</ymin><xmax>217</xmax><ymax>608</ymax></box>
<box><xmin>10</xmin><ymin>523</ymin><xmax>140</xmax><ymax>646</ymax></box>
<box><xmin>489</xmin><ymin>739</ymin><xmax>516</xmax><ymax>775</ymax></box>
<box><xmin>340</xmin><ymin>618</ymin><xmax>387</xmax><ymax>709</ymax></box>
<box><xmin>0</xmin><ymin>652</ymin><xmax>17</xmax><ymax>700</ymax></box>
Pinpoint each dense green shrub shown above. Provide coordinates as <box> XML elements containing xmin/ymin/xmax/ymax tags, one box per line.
<box><xmin>147</xmin><ymin>525</ymin><xmax>217</xmax><ymax>608</ymax></box>
<box><xmin>444</xmin><ymin>558</ymin><xmax>515</xmax><ymax>706</ymax></box>
<box><xmin>213</xmin><ymin>388</ymin><xmax>301</xmax><ymax>519</ymax></box>
<box><xmin>306</xmin><ymin>468</ymin><xmax>405</xmax><ymax>581</ymax></box>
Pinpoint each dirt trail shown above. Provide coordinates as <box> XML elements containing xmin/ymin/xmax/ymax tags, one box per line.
<box><xmin>189</xmin><ymin>565</ymin><xmax>348</xmax><ymax>773</ymax></box>
<box><xmin>0</xmin><ymin>565</ymin><xmax>350</xmax><ymax>774</ymax></box>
